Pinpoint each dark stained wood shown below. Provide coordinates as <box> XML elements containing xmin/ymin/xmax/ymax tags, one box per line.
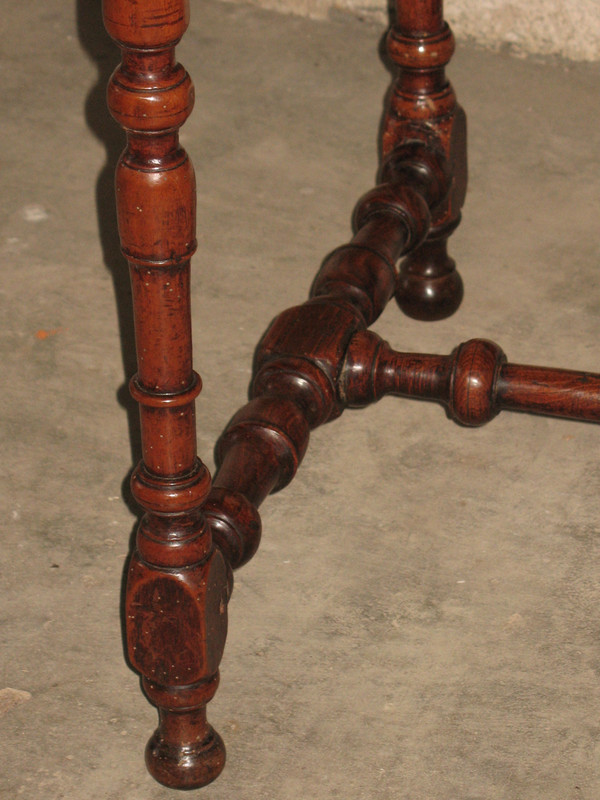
<box><xmin>210</xmin><ymin>144</ymin><xmax>448</xmax><ymax>568</ymax></box>
<box><xmin>497</xmin><ymin>363</ymin><xmax>600</xmax><ymax>421</ymax></box>
<box><xmin>104</xmin><ymin>0</ymin><xmax>600</xmax><ymax>790</ymax></box>
<box><xmin>383</xmin><ymin>0</ymin><xmax>467</xmax><ymax>320</ymax></box>
<box><xmin>103</xmin><ymin>0</ymin><xmax>227</xmax><ymax>789</ymax></box>
<box><xmin>340</xmin><ymin>332</ymin><xmax>600</xmax><ymax>425</ymax></box>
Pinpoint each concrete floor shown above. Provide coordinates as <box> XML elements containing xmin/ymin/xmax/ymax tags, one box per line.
<box><xmin>2</xmin><ymin>1</ymin><xmax>600</xmax><ymax>798</ymax></box>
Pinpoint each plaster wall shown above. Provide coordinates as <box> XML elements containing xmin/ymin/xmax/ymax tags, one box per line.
<box><xmin>226</xmin><ymin>0</ymin><xmax>600</xmax><ymax>61</ymax></box>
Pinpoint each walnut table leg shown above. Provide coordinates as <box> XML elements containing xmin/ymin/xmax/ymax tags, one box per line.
<box><xmin>383</xmin><ymin>0</ymin><xmax>467</xmax><ymax>320</ymax></box>
<box><xmin>103</xmin><ymin>0</ymin><xmax>228</xmax><ymax>788</ymax></box>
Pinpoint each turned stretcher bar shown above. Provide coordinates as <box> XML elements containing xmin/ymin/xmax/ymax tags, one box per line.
<box><xmin>102</xmin><ymin>0</ymin><xmax>600</xmax><ymax>789</ymax></box>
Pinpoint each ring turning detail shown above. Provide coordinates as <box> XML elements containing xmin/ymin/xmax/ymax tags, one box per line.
<box><xmin>102</xmin><ymin>0</ymin><xmax>600</xmax><ymax>789</ymax></box>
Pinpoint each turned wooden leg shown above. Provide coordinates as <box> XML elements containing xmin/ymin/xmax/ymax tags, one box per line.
<box><xmin>101</xmin><ymin>0</ymin><xmax>600</xmax><ymax>790</ymax></box>
<box><xmin>383</xmin><ymin>0</ymin><xmax>467</xmax><ymax>320</ymax></box>
<box><xmin>103</xmin><ymin>0</ymin><xmax>228</xmax><ymax>788</ymax></box>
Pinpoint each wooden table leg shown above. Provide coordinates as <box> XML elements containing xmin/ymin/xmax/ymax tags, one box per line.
<box><xmin>102</xmin><ymin>0</ymin><xmax>600</xmax><ymax>790</ymax></box>
<box><xmin>383</xmin><ymin>0</ymin><xmax>467</xmax><ymax>320</ymax></box>
<box><xmin>103</xmin><ymin>0</ymin><xmax>229</xmax><ymax>788</ymax></box>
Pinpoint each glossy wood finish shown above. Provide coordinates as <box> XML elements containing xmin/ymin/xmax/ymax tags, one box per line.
<box><xmin>209</xmin><ymin>143</ymin><xmax>446</xmax><ymax>567</ymax></box>
<box><xmin>341</xmin><ymin>333</ymin><xmax>600</xmax><ymax>425</ymax></box>
<box><xmin>104</xmin><ymin>0</ymin><xmax>600</xmax><ymax>789</ymax></box>
<box><xmin>383</xmin><ymin>0</ymin><xmax>467</xmax><ymax>320</ymax></box>
<box><xmin>103</xmin><ymin>0</ymin><xmax>228</xmax><ymax>788</ymax></box>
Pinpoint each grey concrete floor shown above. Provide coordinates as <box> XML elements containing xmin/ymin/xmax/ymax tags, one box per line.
<box><xmin>2</xmin><ymin>1</ymin><xmax>600</xmax><ymax>798</ymax></box>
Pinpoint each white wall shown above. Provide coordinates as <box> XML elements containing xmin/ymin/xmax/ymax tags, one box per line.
<box><xmin>227</xmin><ymin>0</ymin><xmax>600</xmax><ymax>61</ymax></box>
<box><xmin>445</xmin><ymin>0</ymin><xmax>600</xmax><ymax>61</ymax></box>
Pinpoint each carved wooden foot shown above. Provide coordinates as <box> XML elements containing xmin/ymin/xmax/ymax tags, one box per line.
<box><xmin>103</xmin><ymin>0</ymin><xmax>228</xmax><ymax>788</ymax></box>
<box><xmin>383</xmin><ymin>0</ymin><xmax>467</xmax><ymax>320</ymax></box>
<box><xmin>395</xmin><ymin>227</ymin><xmax>464</xmax><ymax>321</ymax></box>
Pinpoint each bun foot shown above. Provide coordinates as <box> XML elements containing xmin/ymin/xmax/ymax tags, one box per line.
<box><xmin>145</xmin><ymin>710</ymin><xmax>226</xmax><ymax>790</ymax></box>
<box><xmin>396</xmin><ymin>236</ymin><xmax>463</xmax><ymax>321</ymax></box>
